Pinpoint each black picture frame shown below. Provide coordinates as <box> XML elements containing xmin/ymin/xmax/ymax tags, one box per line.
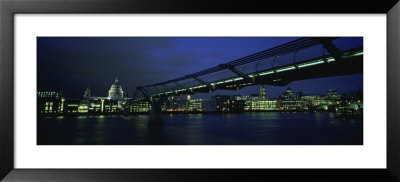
<box><xmin>1</xmin><ymin>0</ymin><xmax>399</xmax><ymax>181</ymax></box>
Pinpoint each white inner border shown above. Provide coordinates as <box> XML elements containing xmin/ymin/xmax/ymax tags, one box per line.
<box><xmin>15</xmin><ymin>14</ymin><xmax>386</xmax><ymax>168</ymax></box>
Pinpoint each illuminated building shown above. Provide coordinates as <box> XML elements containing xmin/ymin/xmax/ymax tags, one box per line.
<box><xmin>78</xmin><ymin>99</ymin><xmax>89</xmax><ymax>113</ymax></box>
<box><xmin>247</xmin><ymin>100</ymin><xmax>278</xmax><ymax>111</ymax></box>
<box><xmin>278</xmin><ymin>86</ymin><xmax>304</xmax><ymax>111</ymax></box>
<box><xmin>81</xmin><ymin>77</ymin><xmax>127</xmax><ymax>102</ymax></box>
<box><xmin>108</xmin><ymin>77</ymin><xmax>124</xmax><ymax>100</ymax></box>
<box><xmin>103</xmin><ymin>99</ymin><xmax>119</xmax><ymax>112</ymax></box>
<box><xmin>64</xmin><ymin>98</ymin><xmax>80</xmax><ymax>113</ymax></box>
<box><xmin>242</xmin><ymin>87</ymin><xmax>278</xmax><ymax>111</ymax></box>
<box><xmin>131</xmin><ymin>101</ymin><xmax>151</xmax><ymax>112</ymax></box>
<box><xmin>83</xmin><ymin>86</ymin><xmax>91</xmax><ymax>98</ymax></box>
<box><xmin>165</xmin><ymin>97</ymin><xmax>187</xmax><ymax>112</ymax></box>
<box><xmin>37</xmin><ymin>79</ymin><xmax>362</xmax><ymax>114</ymax></box>
<box><xmin>187</xmin><ymin>98</ymin><xmax>202</xmax><ymax>112</ymax></box>
<box><xmin>278</xmin><ymin>100</ymin><xmax>304</xmax><ymax>111</ymax></box>
<box><xmin>88</xmin><ymin>99</ymin><xmax>103</xmax><ymax>112</ymax></box>
<box><xmin>259</xmin><ymin>86</ymin><xmax>266</xmax><ymax>99</ymax></box>
<box><xmin>279</xmin><ymin>86</ymin><xmax>296</xmax><ymax>100</ymax></box>
<box><xmin>37</xmin><ymin>91</ymin><xmax>60</xmax><ymax>98</ymax></box>
<box><xmin>37</xmin><ymin>77</ymin><xmax>134</xmax><ymax>115</ymax></box>
<box><xmin>240</xmin><ymin>94</ymin><xmax>278</xmax><ymax>111</ymax></box>
<box><xmin>232</xmin><ymin>95</ymin><xmax>250</xmax><ymax>101</ymax></box>
<box><xmin>79</xmin><ymin>77</ymin><xmax>129</xmax><ymax>113</ymax></box>
<box><xmin>162</xmin><ymin>96</ymin><xmax>203</xmax><ymax>112</ymax></box>
<box><xmin>212</xmin><ymin>95</ymin><xmax>231</xmax><ymax>112</ymax></box>
<box><xmin>229</xmin><ymin>99</ymin><xmax>245</xmax><ymax>112</ymax></box>
<box><xmin>37</xmin><ymin>91</ymin><xmax>63</xmax><ymax>114</ymax></box>
<box><xmin>327</xmin><ymin>89</ymin><xmax>341</xmax><ymax>100</ymax></box>
<box><xmin>301</xmin><ymin>90</ymin><xmax>344</xmax><ymax>111</ymax></box>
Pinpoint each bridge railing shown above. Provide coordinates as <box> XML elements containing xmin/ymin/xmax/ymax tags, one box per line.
<box><xmin>231</xmin><ymin>44</ymin><xmax>326</xmax><ymax>75</ymax></box>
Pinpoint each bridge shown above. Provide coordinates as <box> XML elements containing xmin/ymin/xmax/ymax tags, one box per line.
<box><xmin>127</xmin><ymin>37</ymin><xmax>363</xmax><ymax>126</ymax></box>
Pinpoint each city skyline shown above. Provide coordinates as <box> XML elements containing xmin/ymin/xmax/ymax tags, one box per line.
<box><xmin>40</xmin><ymin>77</ymin><xmax>362</xmax><ymax>101</ymax></box>
<box><xmin>37</xmin><ymin>83</ymin><xmax>363</xmax><ymax>114</ymax></box>
<box><xmin>37</xmin><ymin>37</ymin><xmax>364</xmax><ymax>145</ymax></box>
<box><xmin>37</xmin><ymin>37</ymin><xmax>363</xmax><ymax>99</ymax></box>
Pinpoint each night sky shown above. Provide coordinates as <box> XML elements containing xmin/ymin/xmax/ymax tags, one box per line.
<box><xmin>37</xmin><ymin>37</ymin><xmax>363</xmax><ymax>99</ymax></box>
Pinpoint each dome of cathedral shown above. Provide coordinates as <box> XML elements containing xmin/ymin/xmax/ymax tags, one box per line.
<box><xmin>108</xmin><ymin>77</ymin><xmax>124</xmax><ymax>100</ymax></box>
<box><xmin>111</xmin><ymin>83</ymin><xmax>121</xmax><ymax>88</ymax></box>
<box><xmin>111</xmin><ymin>80</ymin><xmax>121</xmax><ymax>88</ymax></box>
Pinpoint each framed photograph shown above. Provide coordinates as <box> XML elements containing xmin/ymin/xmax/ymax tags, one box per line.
<box><xmin>1</xmin><ymin>0</ymin><xmax>399</xmax><ymax>181</ymax></box>
<box><xmin>35</xmin><ymin>36</ymin><xmax>364</xmax><ymax>145</ymax></box>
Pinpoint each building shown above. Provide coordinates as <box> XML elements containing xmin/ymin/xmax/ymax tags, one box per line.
<box><xmin>279</xmin><ymin>86</ymin><xmax>296</xmax><ymax>100</ymax></box>
<box><xmin>64</xmin><ymin>98</ymin><xmax>80</xmax><ymax>113</ymax></box>
<box><xmin>83</xmin><ymin>86</ymin><xmax>91</xmax><ymax>98</ymax></box>
<box><xmin>212</xmin><ymin>95</ymin><xmax>231</xmax><ymax>112</ymax></box>
<box><xmin>278</xmin><ymin>100</ymin><xmax>304</xmax><ymax>111</ymax></box>
<box><xmin>187</xmin><ymin>98</ymin><xmax>203</xmax><ymax>112</ymax></box>
<box><xmin>37</xmin><ymin>91</ymin><xmax>61</xmax><ymax>98</ymax></box>
<box><xmin>165</xmin><ymin>97</ymin><xmax>187</xmax><ymax>112</ymax></box>
<box><xmin>163</xmin><ymin>95</ymin><xmax>203</xmax><ymax>112</ymax></box>
<box><xmin>259</xmin><ymin>86</ymin><xmax>266</xmax><ymax>99</ymax></box>
<box><xmin>38</xmin><ymin>78</ymin><xmax>362</xmax><ymax>115</ymax></box>
<box><xmin>278</xmin><ymin>86</ymin><xmax>305</xmax><ymax>111</ymax></box>
<box><xmin>108</xmin><ymin>77</ymin><xmax>124</xmax><ymax>100</ymax></box>
<box><xmin>130</xmin><ymin>101</ymin><xmax>151</xmax><ymax>113</ymax></box>
<box><xmin>73</xmin><ymin>77</ymin><xmax>128</xmax><ymax>113</ymax></box>
<box><xmin>102</xmin><ymin>99</ymin><xmax>120</xmax><ymax>113</ymax></box>
<box><xmin>327</xmin><ymin>89</ymin><xmax>341</xmax><ymax>100</ymax></box>
<box><xmin>37</xmin><ymin>91</ymin><xmax>64</xmax><ymax>114</ymax></box>
<box><xmin>247</xmin><ymin>100</ymin><xmax>278</xmax><ymax>111</ymax></box>
<box><xmin>38</xmin><ymin>77</ymin><xmax>133</xmax><ymax>115</ymax></box>
<box><xmin>232</xmin><ymin>95</ymin><xmax>250</xmax><ymax>101</ymax></box>
<box><xmin>300</xmin><ymin>89</ymin><xmax>344</xmax><ymax>111</ymax></box>
<box><xmin>228</xmin><ymin>99</ymin><xmax>245</xmax><ymax>112</ymax></box>
<box><xmin>201</xmin><ymin>100</ymin><xmax>217</xmax><ymax>112</ymax></box>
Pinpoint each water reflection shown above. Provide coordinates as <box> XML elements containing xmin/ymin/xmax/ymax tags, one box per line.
<box><xmin>329</xmin><ymin>112</ymin><xmax>335</xmax><ymax>119</ymax></box>
<box><xmin>38</xmin><ymin>112</ymin><xmax>363</xmax><ymax>145</ymax></box>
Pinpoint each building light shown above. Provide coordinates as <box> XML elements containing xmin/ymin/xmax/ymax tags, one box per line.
<box><xmin>78</xmin><ymin>105</ymin><xmax>89</xmax><ymax>113</ymax></box>
<box><xmin>45</xmin><ymin>102</ymin><xmax>49</xmax><ymax>111</ymax></box>
<box><xmin>60</xmin><ymin>98</ymin><xmax>65</xmax><ymax>112</ymax></box>
<box><xmin>101</xmin><ymin>99</ymin><xmax>105</xmax><ymax>112</ymax></box>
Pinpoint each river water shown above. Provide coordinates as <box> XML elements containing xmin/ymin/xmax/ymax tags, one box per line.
<box><xmin>37</xmin><ymin>112</ymin><xmax>362</xmax><ymax>145</ymax></box>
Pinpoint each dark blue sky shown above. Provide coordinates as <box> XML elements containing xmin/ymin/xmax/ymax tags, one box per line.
<box><xmin>37</xmin><ymin>37</ymin><xmax>363</xmax><ymax>99</ymax></box>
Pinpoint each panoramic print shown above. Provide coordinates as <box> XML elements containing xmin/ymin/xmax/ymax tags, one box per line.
<box><xmin>37</xmin><ymin>37</ymin><xmax>363</xmax><ymax>145</ymax></box>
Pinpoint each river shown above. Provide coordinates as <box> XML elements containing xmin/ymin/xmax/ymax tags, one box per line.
<box><xmin>37</xmin><ymin>112</ymin><xmax>362</xmax><ymax>145</ymax></box>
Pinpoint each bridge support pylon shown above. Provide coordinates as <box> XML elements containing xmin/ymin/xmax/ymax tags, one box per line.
<box><xmin>137</xmin><ymin>86</ymin><xmax>165</xmax><ymax>127</ymax></box>
<box><xmin>148</xmin><ymin>101</ymin><xmax>164</xmax><ymax>127</ymax></box>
